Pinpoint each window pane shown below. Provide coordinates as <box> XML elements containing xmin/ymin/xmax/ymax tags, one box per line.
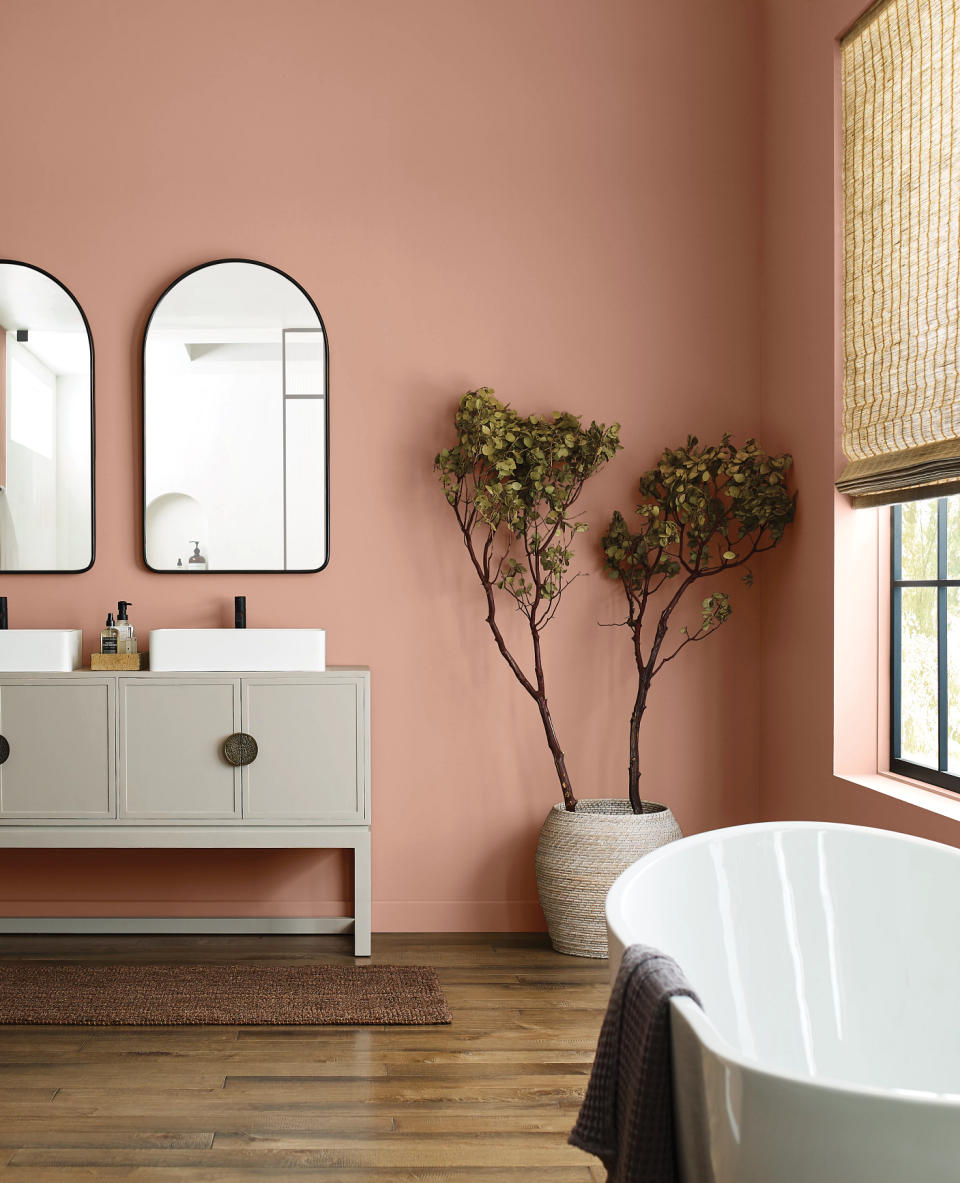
<box><xmin>949</xmin><ymin>588</ymin><xmax>960</xmax><ymax>774</ymax></box>
<box><xmin>283</xmin><ymin>329</ymin><xmax>325</xmax><ymax>395</ymax></box>
<box><xmin>947</xmin><ymin>497</ymin><xmax>960</xmax><ymax>579</ymax></box>
<box><xmin>9</xmin><ymin>356</ymin><xmax>55</xmax><ymax>459</ymax></box>
<box><xmin>900</xmin><ymin>586</ymin><xmax>939</xmax><ymax>768</ymax></box>
<box><xmin>283</xmin><ymin>397</ymin><xmax>326</xmax><ymax>570</ymax></box>
<box><xmin>900</xmin><ymin>499</ymin><xmax>939</xmax><ymax>581</ymax></box>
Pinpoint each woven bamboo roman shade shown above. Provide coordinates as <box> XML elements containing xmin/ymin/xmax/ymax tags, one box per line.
<box><xmin>838</xmin><ymin>0</ymin><xmax>960</xmax><ymax>506</ymax></box>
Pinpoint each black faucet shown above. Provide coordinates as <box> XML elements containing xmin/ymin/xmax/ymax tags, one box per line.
<box><xmin>0</xmin><ymin>598</ymin><xmax>7</xmax><ymax>630</ymax></box>
<box><xmin>234</xmin><ymin>596</ymin><xmax>246</xmax><ymax>629</ymax></box>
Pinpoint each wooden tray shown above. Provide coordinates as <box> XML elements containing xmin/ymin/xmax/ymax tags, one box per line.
<box><xmin>89</xmin><ymin>652</ymin><xmax>147</xmax><ymax>671</ymax></box>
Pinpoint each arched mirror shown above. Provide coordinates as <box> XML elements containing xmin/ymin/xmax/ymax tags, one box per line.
<box><xmin>0</xmin><ymin>261</ymin><xmax>94</xmax><ymax>572</ymax></box>
<box><xmin>142</xmin><ymin>259</ymin><xmax>329</xmax><ymax>573</ymax></box>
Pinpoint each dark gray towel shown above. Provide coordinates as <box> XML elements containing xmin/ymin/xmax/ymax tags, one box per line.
<box><xmin>569</xmin><ymin>944</ymin><xmax>701</xmax><ymax>1183</ymax></box>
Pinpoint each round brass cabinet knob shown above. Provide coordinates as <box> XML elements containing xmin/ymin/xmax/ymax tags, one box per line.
<box><xmin>0</xmin><ymin>736</ymin><xmax>9</xmax><ymax>765</ymax></box>
<box><xmin>223</xmin><ymin>732</ymin><xmax>258</xmax><ymax>767</ymax></box>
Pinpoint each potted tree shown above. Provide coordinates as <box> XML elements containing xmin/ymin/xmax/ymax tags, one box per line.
<box><xmin>437</xmin><ymin>402</ymin><xmax>796</xmax><ymax>959</ymax></box>
<box><xmin>537</xmin><ymin>433</ymin><xmax>796</xmax><ymax>957</ymax></box>
<box><xmin>435</xmin><ymin>387</ymin><xmax>621</xmax><ymax>812</ymax></box>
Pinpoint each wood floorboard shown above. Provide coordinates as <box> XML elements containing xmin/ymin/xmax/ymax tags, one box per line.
<box><xmin>0</xmin><ymin>933</ymin><xmax>609</xmax><ymax>1179</ymax></box>
<box><xmin>0</xmin><ymin>1170</ymin><xmax>602</xmax><ymax>1183</ymax></box>
<box><xmin>6</xmin><ymin>1139</ymin><xmax>590</xmax><ymax>1167</ymax></box>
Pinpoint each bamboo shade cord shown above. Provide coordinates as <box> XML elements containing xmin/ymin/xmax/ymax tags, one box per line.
<box><xmin>838</xmin><ymin>0</ymin><xmax>960</xmax><ymax>504</ymax></box>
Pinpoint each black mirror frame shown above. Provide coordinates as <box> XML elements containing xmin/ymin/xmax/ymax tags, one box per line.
<box><xmin>141</xmin><ymin>258</ymin><xmax>330</xmax><ymax>574</ymax></box>
<box><xmin>0</xmin><ymin>259</ymin><xmax>96</xmax><ymax>575</ymax></box>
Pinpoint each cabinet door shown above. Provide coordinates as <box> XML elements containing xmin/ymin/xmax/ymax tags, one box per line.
<box><xmin>241</xmin><ymin>678</ymin><xmax>365</xmax><ymax>822</ymax></box>
<box><xmin>120</xmin><ymin>679</ymin><xmax>241</xmax><ymax>819</ymax></box>
<box><xmin>0</xmin><ymin>679</ymin><xmax>115</xmax><ymax>819</ymax></box>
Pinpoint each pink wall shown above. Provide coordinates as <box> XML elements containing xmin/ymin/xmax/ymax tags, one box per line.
<box><xmin>759</xmin><ymin>0</ymin><xmax>960</xmax><ymax>846</ymax></box>
<box><xmin>0</xmin><ymin>0</ymin><xmax>767</xmax><ymax>929</ymax></box>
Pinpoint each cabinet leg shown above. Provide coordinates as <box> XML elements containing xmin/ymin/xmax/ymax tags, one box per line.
<box><xmin>353</xmin><ymin>835</ymin><xmax>371</xmax><ymax>957</ymax></box>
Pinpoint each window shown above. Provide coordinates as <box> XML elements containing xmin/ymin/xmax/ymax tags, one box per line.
<box><xmin>8</xmin><ymin>354</ymin><xmax>54</xmax><ymax>460</ymax></box>
<box><xmin>891</xmin><ymin>496</ymin><xmax>960</xmax><ymax>790</ymax></box>
<box><xmin>844</xmin><ymin>2</ymin><xmax>960</xmax><ymax>794</ymax></box>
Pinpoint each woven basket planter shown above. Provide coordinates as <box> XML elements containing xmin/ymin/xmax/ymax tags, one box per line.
<box><xmin>535</xmin><ymin>798</ymin><xmax>682</xmax><ymax>958</ymax></box>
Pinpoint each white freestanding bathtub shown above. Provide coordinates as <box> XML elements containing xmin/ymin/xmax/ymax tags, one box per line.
<box><xmin>605</xmin><ymin>821</ymin><xmax>960</xmax><ymax>1183</ymax></box>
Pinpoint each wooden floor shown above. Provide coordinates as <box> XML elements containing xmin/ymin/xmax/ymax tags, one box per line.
<box><xmin>0</xmin><ymin>932</ymin><xmax>610</xmax><ymax>1180</ymax></box>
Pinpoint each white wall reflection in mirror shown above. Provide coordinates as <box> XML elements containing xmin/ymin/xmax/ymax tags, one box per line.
<box><xmin>0</xmin><ymin>262</ymin><xmax>94</xmax><ymax>572</ymax></box>
<box><xmin>143</xmin><ymin>260</ymin><xmax>328</xmax><ymax>572</ymax></box>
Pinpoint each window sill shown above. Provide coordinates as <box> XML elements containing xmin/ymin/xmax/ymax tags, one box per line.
<box><xmin>840</xmin><ymin>771</ymin><xmax>960</xmax><ymax>824</ymax></box>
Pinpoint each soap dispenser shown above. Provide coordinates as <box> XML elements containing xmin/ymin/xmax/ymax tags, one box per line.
<box><xmin>116</xmin><ymin>601</ymin><xmax>136</xmax><ymax>655</ymax></box>
<box><xmin>187</xmin><ymin>541</ymin><xmax>207</xmax><ymax>571</ymax></box>
<box><xmin>100</xmin><ymin>613</ymin><xmax>118</xmax><ymax>655</ymax></box>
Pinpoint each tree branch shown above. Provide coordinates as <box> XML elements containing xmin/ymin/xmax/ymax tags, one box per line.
<box><xmin>652</xmin><ymin>622</ymin><xmax>721</xmax><ymax>676</ymax></box>
<box><xmin>456</xmin><ymin>515</ymin><xmax>538</xmax><ymax>700</ymax></box>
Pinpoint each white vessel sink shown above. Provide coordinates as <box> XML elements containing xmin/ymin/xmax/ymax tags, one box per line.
<box><xmin>149</xmin><ymin>628</ymin><xmax>325</xmax><ymax>672</ymax></box>
<box><xmin>0</xmin><ymin>629</ymin><xmax>83</xmax><ymax>672</ymax></box>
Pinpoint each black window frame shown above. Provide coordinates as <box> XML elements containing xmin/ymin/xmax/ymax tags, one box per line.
<box><xmin>891</xmin><ymin>497</ymin><xmax>960</xmax><ymax>792</ymax></box>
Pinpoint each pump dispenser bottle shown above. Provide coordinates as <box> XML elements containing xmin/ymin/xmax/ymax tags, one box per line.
<box><xmin>188</xmin><ymin>541</ymin><xmax>207</xmax><ymax>571</ymax></box>
<box><xmin>116</xmin><ymin>601</ymin><xmax>136</xmax><ymax>654</ymax></box>
<box><xmin>100</xmin><ymin>613</ymin><xmax>118</xmax><ymax>654</ymax></box>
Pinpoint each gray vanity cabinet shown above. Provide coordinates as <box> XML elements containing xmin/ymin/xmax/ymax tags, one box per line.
<box><xmin>0</xmin><ymin>679</ymin><xmax>115</xmax><ymax>818</ymax></box>
<box><xmin>0</xmin><ymin>668</ymin><xmax>371</xmax><ymax>954</ymax></box>
<box><xmin>119</xmin><ymin>678</ymin><xmax>242</xmax><ymax>819</ymax></box>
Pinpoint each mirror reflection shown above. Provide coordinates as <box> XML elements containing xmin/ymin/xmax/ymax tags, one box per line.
<box><xmin>0</xmin><ymin>261</ymin><xmax>94</xmax><ymax>571</ymax></box>
<box><xmin>143</xmin><ymin>259</ymin><xmax>328</xmax><ymax>573</ymax></box>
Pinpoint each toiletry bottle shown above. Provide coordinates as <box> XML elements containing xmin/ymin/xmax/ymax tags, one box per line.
<box><xmin>100</xmin><ymin>613</ymin><xmax>118</xmax><ymax>655</ymax></box>
<box><xmin>187</xmin><ymin>541</ymin><xmax>207</xmax><ymax>571</ymax></box>
<box><xmin>116</xmin><ymin>601</ymin><xmax>136</xmax><ymax>655</ymax></box>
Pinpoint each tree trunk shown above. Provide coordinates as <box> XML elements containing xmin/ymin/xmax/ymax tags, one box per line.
<box><xmin>627</xmin><ymin>679</ymin><xmax>645</xmax><ymax>814</ymax></box>
<box><xmin>536</xmin><ymin>695</ymin><xmax>577</xmax><ymax>811</ymax></box>
<box><xmin>462</xmin><ymin>521</ymin><xmax>577</xmax><ymax>811</ymax></box>
<box><xmin>628</xmin><ymin>620</ymin><xmax>654</xmax><ymax>815</ymax></box>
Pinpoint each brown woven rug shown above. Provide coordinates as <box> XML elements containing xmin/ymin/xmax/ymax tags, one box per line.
<box><xmin>0</xmin><ymin>962</ymin><xmax>451</xmax><ymax>1026</ymax></box>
